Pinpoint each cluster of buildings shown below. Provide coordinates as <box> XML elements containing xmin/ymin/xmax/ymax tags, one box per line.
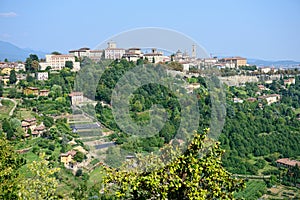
<box><xmin>69</xmin><ymin>41</ymin><xmax>248</xmax><ymax>70</ymax></box>
<box><xmin>24</xmin><ymin>87</ymin><xmax>49</xmax><ymax>97</ymax></box>
<box><xmin>69</xmin><ymin>41</ymin><xmax>171</xmax><ymax>63</ymax></box>
<box><xmin>39</xmin><ymin>54</ymin><xmax>80</xmax><ymax>71</ymax></box>
<box><xmin>0</xmin><ymin>62</ymin><xmax>25</xmax><ymax>74</ymax></box>
<box><xmin>21</xmin><ymin>117</ymin><xmax>46</xmax><ymax>138</ymax></box>
<box><xmin>60</xmin><ymin>145</ymin><xmax>88</xmax><ymax>171</ymax></box>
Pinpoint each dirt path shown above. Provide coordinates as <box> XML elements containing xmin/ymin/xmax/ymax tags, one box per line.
<box><xmin>2</xmin><ymin>97</ymin><xmax>17</xmax><ymax>116</ymax></box>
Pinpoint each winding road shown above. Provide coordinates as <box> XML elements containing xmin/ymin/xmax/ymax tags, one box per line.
<box><xmin>2</xmin><ymin>97</ymin><xmax>18</xmax><ymax>116</ymax></box>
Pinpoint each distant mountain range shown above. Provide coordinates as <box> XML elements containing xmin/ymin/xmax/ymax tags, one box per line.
<box><xmin>247</xmin><ymin>58</ymin><xmax>300</xmax><ymax>68</ymax></box>
<box><xmin>1</xmin><ymin>40</ymin><xmax>300</xmax><ymax>68</ymax></box>
<box><xmin>0</xmin><ymin>41</ymin><xmax>47</xmax><ymax>62</ymax></box>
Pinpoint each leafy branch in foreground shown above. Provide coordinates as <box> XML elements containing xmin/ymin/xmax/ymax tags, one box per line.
<box><xmin>103</xmin><ymin>128</ymin><xmax>245</xmax><ymax>199</ymax></box>
<box><xmin>18</xmin><ymin>153</ymin><xmax>60</xmax><ymax>200</ymax></box>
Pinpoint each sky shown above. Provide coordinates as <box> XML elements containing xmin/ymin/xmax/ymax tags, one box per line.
<box><xmin>0</xmin><ymin>0</ymin><xmax>299</xmax><ymax>61</ymax></box>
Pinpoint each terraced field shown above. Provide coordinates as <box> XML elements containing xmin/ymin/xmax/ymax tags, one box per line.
<box><xmin>70</xmin><ymin>114</ymin><xmax>114</xmax><ymax>160</ymax></box>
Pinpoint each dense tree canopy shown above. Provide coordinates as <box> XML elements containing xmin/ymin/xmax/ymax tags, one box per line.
<box><xmin>103</xmin><ymin>129</ymin><xmax>245</xmax><ymax>199</ymax></box>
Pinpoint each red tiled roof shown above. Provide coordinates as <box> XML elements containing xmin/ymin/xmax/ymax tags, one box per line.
<box><xmin>21</xmin><ymin>121</ymin><xmax>30</xmax><ymax>127</ymax></box>
<box><xmin>31</xmin><ymin>131</ymin><xmax>39</xmax><ymax>135</ymax></box>
<box><xmin>276</xmin><ymin>158</ymin><xmax>300</xmax><ymax>167</ymax></box>
<box><xmin>23</xmin><ymin>118</ymin><xmax>36</xmax><ymax>123</ymax></box>
<box><xmin>34</xmin><ymin>125</ymin><xmax>45</xmax><ymax>131</ymax></box>
<box><xmin>69</xmin><ymin>92</ymin><xmax>83</xmax><ymax>96</ymax></box>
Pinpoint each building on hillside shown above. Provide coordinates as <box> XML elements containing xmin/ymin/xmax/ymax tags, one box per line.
<box><xmin>21</xmin><ymin>118</ymin><xmax>37</xmax><ymax>133</ymax></box>
<box><xmin>36</xmin><ymin>72</ymin><xmax>49</xmax><ymax>81</ymax></box>
<box><xmin>39</xmin><ymin>89</ymin><xmax>49</xmax><ymax>96</ymax></box>
<box><xmin>60</xmin><ymin>150</ymin><xmax>77</xmax><ymax>165</ymax></box>
<box><xmin>143</xmin><ymin>48</ymin><xmax>167</xmax><ymax>63</ymax></box>
<box><xmin>69</xmin><ymin>92</ymin><xmax>83</xmax><ymax>105</ymax></box>
<box><xmin>122</xmin><ymin>48</ymin><xmax>143</xmax><ymax>62</ymax></box>
<box><xmin>24</xmin><ymin>87</ymin><xmax>39</xmax><ymax>96</ymax></box>
<box><xmin>257</xmin><ymin>84</ymin><xmax>269</xmax><ymax>91</ymax></box>
<box><xmin>284</xmin><ymin>78</ymin><xmax>295</xmax><ymax>86</ymax></box>
<box><xmin>246</xmin><ymin>97</ymin><xmax>257</xmax><ymax>102</ymax></box>
<box><xmin>39</xmin><ymin>54</ymin><xmax>80</xmax><ymax>71</ymax></box>
<box><xmin>233</xmin><ymin>97</ymin><xmax>244</xmax><ymax>103</ymax></box>
<box><xmin>69</xmin><ymin>47</ymin><xmax>103</xmax><ymax>61</ymax></box>
<box><xmin>0</xmin><ymin>65</ymin><xmax>14</xmax><ymax>75</ymax></box>
<box><xmin>0</xmin><ymin>75</ymin><xmax>9</xmax><ymax>85</ymax></box>
<box><xmin>104</xmin><ymin>41</ymin><xmax>125</xmax><ymax>60</ymax></box>
<box><xmin>276</xmin><ymin>158</ymin><xmax>300</xmax><ymax>169</ymax></box>
<box><xmin>21</xmin><ymin>121</ymin><xmax>31</xmax><ymax>132</ymax></box>
<box><xmin>0</xmin><ymin>62</ymin><xmax>20</xmax><ymax>73</ymax></box>
<box><xmin>260</xmin><ymin>67</ymin><xmax>272</xmax><ymax>74</ymax></box>
<box><xmin>175</xmin><ymin>50</ymin><xmax>183</xmax><ymax>61</ymax></box>
<box><xmin>218</xmin><ymin>57</ymin><xmax>247</xmax><ymax>68</ymax></box>
<box><xmin>14</xmin><ymin>63</ymin><xmax>25</xmax><ymax>71</ymax></box>
<box><xmin>203</xmin><ymin>58</ymin><xmax>218</xmax><ymax>66</ymax></box>
<box><xmin>258</xmin><ymin>94</ymin><xmax>280</xmax><ymax>105</ymax></box>
<box><xmin>33</xmin><ymin>124</ymin><xmax>46</xmax><ymax>137</ymax></box>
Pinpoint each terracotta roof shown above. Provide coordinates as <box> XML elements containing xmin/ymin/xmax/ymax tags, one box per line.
<box><xmin>247</xmin><ymin>97</ymin><xmax>257</xmax><ymax>102</ymax></box>
<box><xmin>39</xmin><ymin>89</ymin><xmax>49</xmax><ymax>92</ymax></box>
<box><xmin>60</xmin><ymin>150</ymin><xmax>77</xmax><ymax>157</ymax></box>
<box><xmin>27</xmin><ymin>87</ymin><xmax>38</xmax><ymax>90</ymax></box>
<box><xmin>23</xmin><ymin>118</ymin><xmax>36</xmax><ymax>123</ymax></box>
<box><xmin>21</xmin><ymin>121</ymin><xmax>30</xmax><ymax>127</ymax></box>
<box><xmin>31</xmin><ymin>131</ymin><xmax>39</xmax><ymax>135</ymax></box>
<box><xmin>258</xmin><ymin>94</ymin><xmax>280</xmax><ymax>99</ymax></box>
<box><xmin>69</xmin><ymin>92</ymin><xmax>83</xmax><ymax>96</ymax></box>
<box><xmin>276</xmin><ymin>158</ymin><xmax>300</xmax><ymax>167</ymax></box>
<box><xmin>34</xmin><ymin>125</ymin><xmax>45</xmax><ymax>131</ymax></box>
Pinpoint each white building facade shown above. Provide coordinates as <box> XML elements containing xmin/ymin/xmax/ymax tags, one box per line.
<box><xmin>39</xmin><ymin>54</ymin><xmax>80</xmax><ymax>71</ymax></box>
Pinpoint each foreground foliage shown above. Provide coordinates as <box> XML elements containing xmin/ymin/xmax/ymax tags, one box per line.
<box><xmin>0</xmin><ymin>137</ymin><xmax>25</xmax><ymax>199</ymax></box>
<box><xmin>103</xmin><ymin>129</ymin><xmax>245</xmax><ymax>199</ymax></box>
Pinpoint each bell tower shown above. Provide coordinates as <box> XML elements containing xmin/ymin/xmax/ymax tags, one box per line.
<box><xmin>192</xmin><ymin>44</ymin><xmax>196</xmax><ymax>59</ymax></box>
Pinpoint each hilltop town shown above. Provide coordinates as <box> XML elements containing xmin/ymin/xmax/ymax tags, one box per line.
<box><xmin>0</xmin><ymin>41</ymin><xmax>300</xmax><ymax>199</ymax></box>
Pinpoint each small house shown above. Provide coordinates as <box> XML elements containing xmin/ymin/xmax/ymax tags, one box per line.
<box><xmin>39</xmin><ymin>89</ymin><xmax>49</xmax><ymax>97</ymax></box>
<box><xmin>69</xmin><ymin>92</ymin><xmax>83</xmax><ymax>105</ymax></box>
<box><xmin>60</xmin><ymin>150</ymin><xmax>77</xmax><ymax>165</ymax></box>
<box><xmin>24</xmin><ymin>87</ymin><xmax>39</xmax><ymax>96</ymax></box>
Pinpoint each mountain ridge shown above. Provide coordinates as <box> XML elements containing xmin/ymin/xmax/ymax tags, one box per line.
<box><xmin>0</xmin><ymin>41</ymin><xmax>47</xmax><ymax>62</ymax></box>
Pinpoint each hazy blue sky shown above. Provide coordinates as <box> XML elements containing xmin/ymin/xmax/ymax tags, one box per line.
<box><xmin>0</xmin><ymin>0</ymin><xmax>299</xmax><ymax>60</ymax></box>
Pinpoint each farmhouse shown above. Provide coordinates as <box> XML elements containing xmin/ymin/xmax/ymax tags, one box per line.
<box><xmin>276</xmin><ymin>158</ymin><xmax>300</xmax><ymax>169</ymax></box>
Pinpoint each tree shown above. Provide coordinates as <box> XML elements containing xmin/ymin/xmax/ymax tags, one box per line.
<box><xmin>31</xmin><ymin>60</ymin><xmax>39</xmax><ymax>71</ymax></box>
<box><xmin>45</xmin><ymin>66</ymin><xmax>52</xmax><ymax>71</ymax></box>
<box><xmin>4</xmin><ymin>58</ymin><xmax>8</xmax><ymax>62</ymax></box>
<box><xmin>18</xmin><ymin>153</ymin><xmax>60</xmax><ymax>200</ymax></box>
<box><xmin>73</xmin><ymin>151</ymin><xmax>85</xmax><ymax>162</ymax></box>
<box><xmin>65</xmin><ymin>61</ymin><xmax>73</xmax><ymax>69</ymax></box>
<box><xmin>8</xmin><ymin>88</ymin><xmax>17</xmax><ymax>98</ymax></box>
<box><xmin>51</xmin><ymin>51</ymin><xmax>61</xmax><ymax>55</ymax></box>
<box><xmin>152</xmin><ymin>56</ymin><xmax>155</xmax><ymax>63</ymax></box>
<box><xmin>43</xmin><ymin>116</ymin><xmax>54</xmax><ymax>128</ymax></box>
<box><xmin>9</xmin><ymin>70</ymin><xmax>17</xmax><ymax>84</ymax></box>
<box><xmin>103</xmin><ymin>129</ymin><xmax>245</xmax><ymax>199</ymax></box>
<box><xmin>25</xmin><ymin>54</ymin><xmax>39</xmax><ymax>72</ymax></box>
<box><xmin>0</xmin><ymin>83</ymin><xmax>3</xmax><ymax>97</ymax></box>
<box><xmin>0</xmin><ymin>137</ymin><xmax>25</xmax><ymax>199</ymax></box>
<box><xmin>75</xmin><ymin>168</ymin><xmax>83</xmax><ymax>177</ymax></box>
